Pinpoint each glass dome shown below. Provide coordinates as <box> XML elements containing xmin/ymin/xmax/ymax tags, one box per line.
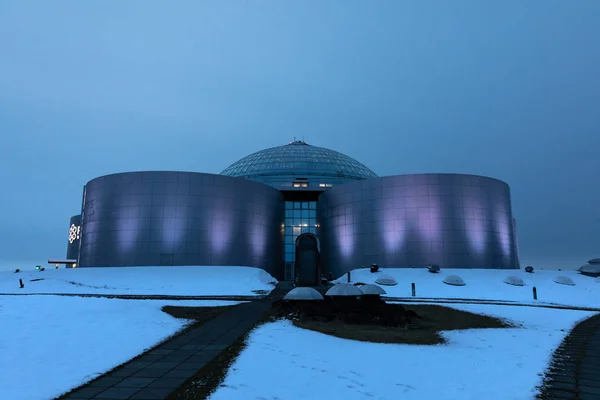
<box><xmin>220</xmin><ymin>140</ymin><xmax>378</xmax><ymax>189</ymax></box>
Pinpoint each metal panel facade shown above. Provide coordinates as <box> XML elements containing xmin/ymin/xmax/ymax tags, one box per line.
<box><xmin>318</xmin><ymin>174</ymin><xmax>518</xmax><ymax>277</ymax></box>
<box><xmin>78</xmin><ymin>172</ymin><xmax>284</xmax><ymax>277</ymax></box>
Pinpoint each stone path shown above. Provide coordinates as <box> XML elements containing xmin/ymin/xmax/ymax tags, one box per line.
<box><xmin>536</xmin><ymin>313</ymin><xmax>600</xmax><ymax>399</ymax></box>
<box><xmin>58</xmin><ymin>298</ymin><xmax>275</xmax><ymax>400</ymax></box>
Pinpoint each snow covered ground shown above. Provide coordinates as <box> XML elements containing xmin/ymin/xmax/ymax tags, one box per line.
<box><xmin>0</xmin><ymin>266</ymin><xmax>277</xmax><ymax>296</ymax></box>
<box><xmin>210</xmin><ymin>304</ymin><xmax>596</xmax><ymax>400</ymax></box>
<box><xmin>337</xmin><ymin>267</ymin><xmax>600</xmax><ymax>308</ymax></box>
<box><xmin>0</xmin><ymin>296</ymin><xmax>239</xmax><ymax>400</ymax></box>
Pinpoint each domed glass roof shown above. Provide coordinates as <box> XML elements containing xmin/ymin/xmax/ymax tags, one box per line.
<box><xmin>221</xmin><ymin>141</ymin><xmax>377</xmax><ymax>187</ymax></box>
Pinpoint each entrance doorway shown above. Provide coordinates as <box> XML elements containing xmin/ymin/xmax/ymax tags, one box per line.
<box><xmin>295</xmin><ymin>233</ymin><xmax>320</xmax><ymax>286</ymax></box>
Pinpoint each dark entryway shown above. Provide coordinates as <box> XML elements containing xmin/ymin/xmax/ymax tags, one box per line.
<box><xmin>295</xmin><ymin>233</ymin><xmax>320</xmax><ymax>286</ymax></box>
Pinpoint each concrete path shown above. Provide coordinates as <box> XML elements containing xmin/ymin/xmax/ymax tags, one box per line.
<box><xmin>1</xmin><ymin>293</ymin><xmax>264</xmax><ymax>301</ymax></box>
<box><xmin>536</xmin><ymin>313</ymin><xmax>600</xmax><ymax>399</ymax></box>
<box><xmin>383</xmin><ymin>297</ymin><xmax>600</xmax><ymax>312</ymax></box>
<box><xmin>57</xmin><ymin>298</ymin><xmax>275</xmax><ymax>400</ymax></box>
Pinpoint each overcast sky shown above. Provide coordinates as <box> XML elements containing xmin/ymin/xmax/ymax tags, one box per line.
<box><xmin>0</xmin><ymin>1</ymin><xmax>598</xmax><ymax>269</ymax></box>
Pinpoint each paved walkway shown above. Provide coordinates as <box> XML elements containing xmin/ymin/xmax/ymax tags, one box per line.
<box><xmin>1</xmin><ymin>293</ymin><xmax>263</xmax><ymax>301</ymax></box>
<box><xmin>383</xmin><ymin>297</ymin><xmax>600</xmax><ymax>312</ymax></box>
<box><xmin>58</xmin><ymin>298</ymin><xmax>276</xmax><ymax>400</ymax></box>
<box><xmin>536</xmin><ymin>314</ymin><xmax>600</xmax><ymax>399</ymax></box>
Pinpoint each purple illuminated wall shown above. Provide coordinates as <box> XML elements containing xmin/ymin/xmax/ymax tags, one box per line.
<box><xmin>78</xmin><ymin>172</ymin><xmax>284</xmax><ymax>277</ymax></box>
<box><xmin>318</xmin><ymin>173</ymin><xmax>518</xmax><ymax>277</ymax></box>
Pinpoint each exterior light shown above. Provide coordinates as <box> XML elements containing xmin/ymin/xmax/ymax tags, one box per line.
<box><xmin>72</xmin><ymin>263</ymin><xmax>77</xmax><ymax>268</ymax></box>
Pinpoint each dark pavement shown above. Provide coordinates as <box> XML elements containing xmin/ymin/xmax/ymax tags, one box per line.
<box><xmin>537</xmin><ymin>313</ymin><xmax>600</xmax><ymax>399</ymax></box>
<box><xmin>57</xmin><ymin>298</ymin><xmax>275</xmax><ymax>400</ymax></box>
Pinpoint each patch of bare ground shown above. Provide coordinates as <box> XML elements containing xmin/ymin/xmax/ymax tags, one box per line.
<box><xmin>161</xmin><ymin>305</ymin><xmax>235</xmax><ymax>322</ymax></box>
<box><xmin>273</xmin><ymin>297</ymin><xmax>512</xmax><ymax>345</ymax></box>
<box><xmin>166</xmin><ymin>299</ymin><xmax>513</xmax><ymax>399</ymax></box>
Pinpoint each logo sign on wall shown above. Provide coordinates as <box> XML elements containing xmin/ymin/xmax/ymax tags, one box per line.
<box><xmin>68</xmin><ymin>224</ymin><xmax>81</xmax><ymax>244</ymax></box>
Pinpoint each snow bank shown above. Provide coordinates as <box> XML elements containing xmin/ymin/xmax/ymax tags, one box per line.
<box><xmin>0</xmin><ymin>296</ymin><xmax>239</xmax><ymax>400</ymax></box>
<box><xmin>337</xmin><ymin>268</ymin><xmax>600</xmax><ymax>308</ymax></box>
<box><xmin>0</xmin><ymin>266</ymin><xmax>277</xmax><ymax>296</ymax></box>
<box><xmin>210</xmin><ymin>304</ymin><xmax>595</xmax><ymax>400</ymax></box>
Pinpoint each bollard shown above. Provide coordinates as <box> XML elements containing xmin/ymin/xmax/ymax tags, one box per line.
<box><xmin>411</xmin><ymin>282</ymin><xmax>416</xmax><ymax>297</ymax></box>
<box><xmin>533</xmin><ymin>286</ymin><xmax>537</xmax><ymax>300</ymax></box>
<box><xmin>19</xmin><ymin>279</ymin><xmax>24</xmax><ymax>289</ymax></box>
<box><xmin>347</xmin><ymin>271</ymin><xmax>351</xmax><ymax>283</ymax></box>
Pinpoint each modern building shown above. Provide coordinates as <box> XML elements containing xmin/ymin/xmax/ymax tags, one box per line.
<box><xmin>65</xmin><ymin>140</ymin><xmax>520</xmax><ymax>283</ymax></box>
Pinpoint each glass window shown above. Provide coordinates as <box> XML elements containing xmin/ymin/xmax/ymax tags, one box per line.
<box><xmin>308</xmin><ymin>227</ymin><xmax>317</xmax><ymax>234</ymax></box>
<box><xmin>301</xmin><ymin>210</ymin><xmax>310</xmax><ymax>219</ymax></box>
<box><xmin>294</xmin><ymin>202</ymin><xmax>301</xmax><ymax>209</ymax></box>
<box><xmin>285</xmin><ymin>244</ymin><xmax>294</xmax><ymax>253</ymax></box>
<box><xmin>309</xmin><ymin>202</ymin><xmax>317</xmax><ymax>209</ymax></box>
<box><xmin>293</xmin><ymin>210</ymin><xmax>302</xmax><ymax>218</ymax></box>
<box><xmin>286</xmin><ymin>202</ymin><xmax>294</xmax><ymax>210</ymax></box>
<box><xmin>293</xmin><ymin>226</ymin><xmax>301</xmax><ymax>236</ymax></box>
<box><xmin>308</xmin><ymin>209</ymin><xmax>316</xmax><ymax>218</ymax></box>
<box><xmin>285</xmin><ymin>210</ymin><xmax>293</xmax><ymax>218</ymax></box>
<box><xmin>301</xmin><ymin>201</ymin><xmax>309</xmax><ymax>209</ymax></box>
<box><xmin>285</xmin><ymin>253</ymin><xmax>294</xmax><ymax>262</ymax></box>
<box><xmin>285</xmin><ymin>226</ymin><xmax>292</xmax><ymax>235</ymax></box>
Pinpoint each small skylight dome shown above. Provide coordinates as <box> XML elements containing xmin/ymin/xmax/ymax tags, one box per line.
<box><xmin>283</xmin><ymin>287</ymin><xmax>324</xmax><ymax>301</ymax></box>
<box><xmin>375</xmin><ymin>275</ymin><xmax>397</xmax><ymax>286</ymax></box>
<box><xmin>504</xmin><ymin>276</ymin><xmax>525</xmax><ymax>286</ymax></box>
<box><xmin>524</xmin><ymin>266</ymin><xmax>534</xmax><ymax>273</ymax></box>
<box><xmin>579</xmin><ymin>264</ymin><xmax>600</xmax><ymax>277</ymax></box>
<box><xmin>443</xmin><ymin>275</ymin><xmax>466</xmax><ymax>286</ymax></box>
<box><xmin>554</xmin><ymin>276</ymin><xmax>575</xmax><ymax>286</ymax></box>
<box><xmin>428</xmin><ymin>265</ymin><xmax>441</xmax><ymax>273</ymax></box>
<box><xmin>359</xmin><ymin>284</ymin><xmax>387</xmax><ymax>295</ymax></box>
<box><xmin>325</xmin><ymin>283</ymin><xmax>363</xmax><ymax>297</ymax></box>
<box><xmin>587</xmin><ymin>258</ymin><xmax>600</xmax><ymax>265</ymax></box>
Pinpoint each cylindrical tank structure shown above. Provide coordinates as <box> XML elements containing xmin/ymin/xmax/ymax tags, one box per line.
<box><xmin>66</xmin><ymin>214</ymin><xmax>82</xmax><ymax>260</ymax></box>
<box><xmin>78</xmin><ymin>172</ymin><xmax>284</xmax><ymax>277</ymax></box>
<box><xmin>318</xmin><ymin>173</ymin><xmax>518</xmax><ymax>278</ymax></box>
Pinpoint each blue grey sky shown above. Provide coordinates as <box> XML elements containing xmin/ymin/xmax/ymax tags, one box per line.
<box><xmin>0</xmin><ymin>1</ymin><xmax>598</xmax><ymax>269</ymax></box>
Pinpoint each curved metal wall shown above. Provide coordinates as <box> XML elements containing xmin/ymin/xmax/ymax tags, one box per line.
<box><xmin>78</xmin><ymin>171</ymin><xmax>284</xmax><ymax>277</ymax></box>
<box><xmin>318</xmin><ymin>173</ymin><xmax>518</xmax><ymax>277</ymax></box>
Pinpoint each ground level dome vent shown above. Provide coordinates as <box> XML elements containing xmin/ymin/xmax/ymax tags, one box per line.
<box><xmin>325</xmin><ymin>283</ymin><xmax>363</xmax><ymax>297</ymax></box>
<box><xmin>359</xmin><ymin>284</ymin><xmax>387</xmax><ymax>295</ymax></box>
<box><xmin>554</xmin><ymin>276</ymin><xmax>575</xmax><ymax>286</ymax></box>
<box><xmin>375</xmin><ymin>275</ymin><xmax>398</xmax><ymax>286</ymax></box>
<box><xmin>283</xmin><ymin>287</ymin><xmax>324</xmax><ymax>301</ymax></box>
<box><xmin>579</xmin><ymin>264</ymin><xmax>600</xmax><ymax>277</ymax></box>
<box><xmin>503</xmin><ymin>276</ymin><xmax>525</xmax><ymax>286</ymax></box>
<box><xmin>443</xmin><ymin>275</ymin><xmax>466</xmax><ymax>286</ymax></box>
